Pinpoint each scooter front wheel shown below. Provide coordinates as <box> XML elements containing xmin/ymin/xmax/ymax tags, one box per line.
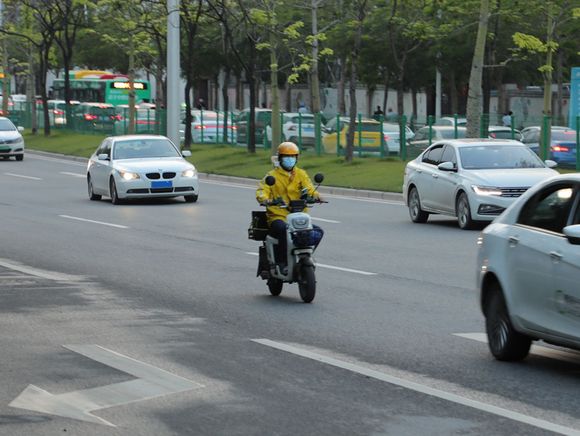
<box><xmin>267</xmin><ymin>278</ymin><xmax>283</xmax><ymax>296</ymax></box>
<box><xmin>298</xmin><ymin>265</ymin><xmax>316</xmax><ymax>303</ymax></box>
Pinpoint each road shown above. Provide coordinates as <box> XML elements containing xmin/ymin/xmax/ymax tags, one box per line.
<box><xmin>1</xmin><ymin>152</ymin><xmax>579</xmax><ymax>436</ymax></box>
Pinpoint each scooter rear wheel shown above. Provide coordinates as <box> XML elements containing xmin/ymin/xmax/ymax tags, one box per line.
<box><xmin>298</xmin><ymin>265</ymin><xmax>316</xmax><ymax>303</ymax></box>
<box><xmin>267</xmin><ymin>278</ymin><xmax>283</xmax><ymax>296</ymax></box>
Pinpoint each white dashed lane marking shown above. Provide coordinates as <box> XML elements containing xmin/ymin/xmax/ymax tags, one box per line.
<box><xmin>245</xmin><ymin>252</ymin><xmax>376</xmax><ymax>276</ymax></box>
<box><xmin>60</xmin><ymin>171</ymin><xmax>86</xmax><ymax>178</ymax></box>
<box><xmin>4</xmin><ymin>173</ymin><xmax>42</xmax><ymax>181</ymax></box>
<box><xmin>59</xmin><ymin>215</ymin><xmax>129</xmax><ymax>229</ymax></box>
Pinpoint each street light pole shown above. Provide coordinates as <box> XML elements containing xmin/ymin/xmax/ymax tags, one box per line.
<box><xmin>166</xmin><ymin>0</ymin><xmax>180</xmax><ymax>147</ymax></box>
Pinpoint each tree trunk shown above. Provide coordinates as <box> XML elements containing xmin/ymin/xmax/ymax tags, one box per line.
<box><xmin>555</xmin><ymin>48</ymin><xmax>563</xmax><ymax>124</ymax></box>
<box><xmin>382</xmin><ymin>75</ymin><xmax>390</xmax><ymax>116</ymax></box>
<box><xmin>222</xmin><ymin>67</ymin><xmax>230</xmax><ymax>142</ymax></box>
<box><xmin>39</xmin><ymin>46</ymin><xmax>51</xmax><ymax>136</ymax></box>
<box><xmin>337</xmin><ymin>55</ymin><xmax>346</xmax><ymax>115</ymax></box>
<box><xmin>540</xmin><ymin>6</ymin><xmax>554</xmax><ymax>159</ymax></box>
<box><xmin>128</xmin><ymin>34</ymin><xmax>136</xmax><ymax>135</ymax></box>
<box><xmin>184</xmin><ymin>81</ymin><xmax>193</xmax><ymax>148</ymax></box>
<box><xmin>466</xmin><ymin>0</ymin><xmax>490</xmax><ymax>138</ymax></box>
<box><xmin>27</xmin><ymin>46</ymin><xmax>37</xmax><ymax>134</ymax></box>
<box><xmin>449</xmin><ymin>69</ymin><xmax>458</xmax><ymax>114</ymax></box>
<box><xmin>310</xmin><ymin>0</ymin><xmax>321</xmax><ymax>114</ymax></box>
<box><xmin>346</xmin><ymin>60</ymin><xmax>357</xmax><ymax>163</ymax></box>
<box><xmin>269</xmin><ymin>34</ymin><xmax>281</xmax><ymax>154</ymax></box>
<box><xmin>366</xmin><ymin>87</ymin><xmax>374</xmax><ymax>117</ymax></box>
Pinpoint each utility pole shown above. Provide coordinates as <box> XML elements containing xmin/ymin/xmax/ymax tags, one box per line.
<box><xmin>166</xmin><ymin>0</ymin><xmax>180</xmax><ymax>147</ymax></box>
<box><xmin>0</xmin><ymin>0</ymin><xmax>10</xmax><ymax>116</ymax></box>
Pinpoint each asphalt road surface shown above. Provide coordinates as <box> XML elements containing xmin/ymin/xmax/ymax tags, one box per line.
<box><xmin>1</xmin><ymin>152</ymin><xmax>579</xmax><ymax>436</ymax></box>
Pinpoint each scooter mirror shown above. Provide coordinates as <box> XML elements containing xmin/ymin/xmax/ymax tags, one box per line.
<box><xmin>314</xmin><ymin>173</ymin><xmax>324</xmax><ymax>184</ymax></box>
<box><xmin>265</xmin><ymin>175</ymin><xmax>276</xmax><ymax>186</ymax></box>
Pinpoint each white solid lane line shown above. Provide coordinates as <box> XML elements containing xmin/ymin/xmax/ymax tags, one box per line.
<box><xmin>454</xmin><ymin>333</ymin><xmax>580</xmax><ymax>364</ymax></box>
<box><xmin>28</xmin><ymin>154</ymin><xmax>86</xmax><ymax>166</ymax></box>
<box><xmin>59</xmin><ymin>215</ymin><xmax>129</xmax><ymax>229</ymax></box>
<box><xmin>253</xmin><ymin>339</ymin><xmax>580</xmax><ymax>436</ymax></box>
<box><xmin>4</xmin><ymin>173</ymin><xmax>42</xmax><ymax>181</ymax></box>
<box><xmin>245</xmin><ymin>252</ymin><xmax>376</xmax><ymax>276</ymax></box>
<box><xmin>60</xmin><ymin>171</ymin><xmax>85</xmax><ymax>178</ymax></box>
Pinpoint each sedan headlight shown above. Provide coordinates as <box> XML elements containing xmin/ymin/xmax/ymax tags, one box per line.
<box><xmin>182</xmin><ymin>168</ymin><xmax>197</xmax><ymax>178</ymax></box>
<box><xmin>471</xmin><ymin>185</ymin><xmax>502</xmax><ymax>196</ymax></box>
<box><xmin>119</xmin><ymin>170</ymin><xmax>140</xmax><ymax>181</ymax></box>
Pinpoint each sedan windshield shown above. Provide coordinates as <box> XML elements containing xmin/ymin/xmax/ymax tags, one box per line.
<box><xmin>459</xmin><ymin>145</ymin><xmax>545</xmax><ymax>169</ymax></box>
<box><xmin>113</xmin><ymin>138</ymin><xmax>181</xmax><ymax>160</ymax></box>
<box><xmin>0</xmin><ymin>119</ymin><xmax>16</xmax><ymax>131</ymax></box>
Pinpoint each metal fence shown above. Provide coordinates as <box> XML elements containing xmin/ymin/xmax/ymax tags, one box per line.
<box><xmin>7</xmin><ymin>104</ymin><xmax>579</xmax><ymax>168</ymax></box>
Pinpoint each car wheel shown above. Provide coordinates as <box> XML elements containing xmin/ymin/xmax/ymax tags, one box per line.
<box><xmin>15</xmin><ymin>154</ymin><xmax>24</xmax><ymax>161</ymax></box>
<box><xmin>109</xmin><ymin>177</ymin><xmax>122</xmax><ymax>205</ymax></box>
<box><xmin>184</xmin><ymin>194</ymin><xmax>198</xmax><ymax>203</ymax></box>
<box><xmin>408</xmin><ymin>187</ymin><xmax>429</xmax><ymax>223</ymax></box>
<box><xmin>87</xmin><ymin>175</ymin><xmax>102</xmax><ymax>201</ymax></box>
<box><xmin>456</xmin><ymin>192</ymin><xmax>475</xmax><ymax>230</ymax></box>
<box><xmin>485</xmin><ymin>284</ymin><xmax>531</xmax><ymax>361</ymax></box>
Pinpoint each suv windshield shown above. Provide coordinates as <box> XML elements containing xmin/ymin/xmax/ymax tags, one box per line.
<box><xmin>460</xmin><ymin>145</ymin><xmax>545</xmax><ymax>169</ymax></box>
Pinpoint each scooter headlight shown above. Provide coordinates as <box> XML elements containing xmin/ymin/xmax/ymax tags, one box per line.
<box><xmin>291</xmin><ymin>217</ymin><xmax>309</xmax><ymax>229</ymax></box>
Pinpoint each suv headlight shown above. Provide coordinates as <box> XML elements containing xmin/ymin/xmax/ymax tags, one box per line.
<box><xmin>471</xmin><ymin>185</ymin><xmax>502</xmax><ymax>196</ymax></box>
<box><xmin>182</xmin><ymin>168</ymin><xmax>197</xmax><ymax>178</ymax></box>
<box><xmin>119</xmin><ymin>170</ymin><xmax>140</xmax><ymax>181</ymax></box>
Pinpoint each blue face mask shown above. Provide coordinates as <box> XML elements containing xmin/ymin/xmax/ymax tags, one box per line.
<box><xmin>280</xmin><ymin>156</ymin><xmax>297</xmax><ymax>171</ymax></box>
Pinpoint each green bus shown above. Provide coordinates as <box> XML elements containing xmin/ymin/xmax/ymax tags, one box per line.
<box><xmin>52</xmin><ymin>78</ymin><xmax>152</xmax><ymax>106</ymax></box>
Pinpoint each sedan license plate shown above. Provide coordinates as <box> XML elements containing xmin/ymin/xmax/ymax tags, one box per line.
<box><xmin>151</xmin><ymin>180</ymin><xmax>173</xmax><ymax>188</ymax></box>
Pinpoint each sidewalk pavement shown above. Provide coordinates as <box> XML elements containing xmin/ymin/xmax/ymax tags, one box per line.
<box><xmin>28</xmin><ymin>149</ymin><xmax>404</xmax><ymax>203</ymax></box>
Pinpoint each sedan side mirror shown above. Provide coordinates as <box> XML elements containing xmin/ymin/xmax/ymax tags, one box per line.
<box><xmin>182</xmin><ymin>150</ymin><xmax>192</xmax><ymax>157</ymax></box>
<box><xmin>545</xmin><ymin>159</ymin><xmax>558</xmax><ymax>168</ymax></box>
<box><xmin>437</xmin><ymin>161</ymin><xmax>456</xmax><ymax>172</ymax></box>
<box><xmin>17</xmin><ymin>126</ymin><xmax>24</xmax><ymax>133</ymax></box>
<box><xmin>97</xmin><ymin>153</ymin><xmax>109</xmax><ymax>161</ymax></box>
<box><xmin>563</xmin><ymin>225</ymin><xmax>580</xmax><ymax>245</ymax></box>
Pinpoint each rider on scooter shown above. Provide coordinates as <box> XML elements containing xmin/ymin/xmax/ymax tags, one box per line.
<box><xmin>256</xmin><ymin>142</ymin><xmax>324</xmax><ymax>270</ymax></box>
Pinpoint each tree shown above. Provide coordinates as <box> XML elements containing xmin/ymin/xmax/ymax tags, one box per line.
<box><xmin>512</xmin><ymin>0</ymin><xmax>579</xmax><ymax>157</ymax></box>
<box><xmin>94</xmin><ymin>0</ymin><xmax>158</xmax><ymax>133</ymax></box>
<box><xmin>465</xmin><ymin>0</ymin><xmax>490</xmax><ymax>138</ymax></box>
<box><xmin>1</xmin><ymin>0</ymin><xmax>59</xmax><ymax>136</ymax></box>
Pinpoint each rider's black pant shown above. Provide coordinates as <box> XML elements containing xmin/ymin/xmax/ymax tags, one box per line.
<box><xmin>269</xmin><ymin>219</ymin><xmax>324</xmax><ymax>265</ymax></box>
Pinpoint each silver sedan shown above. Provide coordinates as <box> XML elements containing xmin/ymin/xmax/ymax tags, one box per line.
<box><xmin>477</xmin><ymin>173</ymin><xmax>580</xmax><ymax>361</ymax></box>
<box><xmin>87</xmin><ymin>135</ymin><xmax>199</xmax><ymax>204</ymax></box>
<box><xmin>403</xmin><ymin>139</ymin><xmax>558</xmax><ymax>229</ymax></box>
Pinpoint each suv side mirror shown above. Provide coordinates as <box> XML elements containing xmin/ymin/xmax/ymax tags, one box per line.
<box><xmin>545</xmin><ymin>159</ymin><xmax>558</xmax><ymax>168</ymax></box>
<box><xmin>97</xmin><ymin>153</ymin><xmax>109</xmax><ymax>161</ymax></box>
<box><xmin>17</xmin><ymin>126</ymin><xmax>24</xmax><ymax>133</ymax></box>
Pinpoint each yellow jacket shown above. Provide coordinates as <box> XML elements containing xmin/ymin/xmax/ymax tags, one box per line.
<box><xmin>256</xmin><ymin>166</ymin><xmax>319</xmax><ymax>224</ymax></box>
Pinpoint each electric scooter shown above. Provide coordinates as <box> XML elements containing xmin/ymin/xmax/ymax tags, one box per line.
<box><xmin>249</xmin><ymin>173</ymin><xmax>326</xmax><ymax>303</ymax></box>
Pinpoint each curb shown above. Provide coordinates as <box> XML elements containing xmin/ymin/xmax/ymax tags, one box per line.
<box><xmin>27</xmin><ymin>150</ymin><xmax>404</xmax><ymax>202</ymax></box>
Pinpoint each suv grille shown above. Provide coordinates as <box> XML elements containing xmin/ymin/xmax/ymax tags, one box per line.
<box><xmin>500</xmin><ymin>187</ymin><xmax>528</xmax><ymax>198</ymax></box>
<box><xmin>163</xmin><ymin>172</ymin><xmax>176</xmax><ymax>179</ymax></box>
<box><xmin>146</xmin><ymin>173</ymin><xmax>160</xmax><ymax>180</ymax></box>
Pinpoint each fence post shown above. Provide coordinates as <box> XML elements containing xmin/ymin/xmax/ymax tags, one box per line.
<box><xmin>379</xmin><ymin>115</ymin><xmax>385</xmax><ymax>158</ymax></box>
<box><xmin>428</xmin><ymin>115</ymin><xmax>434</xmax><ymax>146</ymax></box>
<box><xmin>400</xmin><ymin>115</ymin><xmax>407</xmax><ymax>161</ymax></box>
<box><xmin>357</xmin><ymin>112</ymin><xmax>362</xmax><ymax>157</ymax></box>
<box><xmin>298</xmin><ymin>112</ymin><xmax>303</xmax><ymax>152</ymax></box>
<box><xmin>336</xmin><ymin>114</ymin><xmax>340</xmax><ymax>156</ymax></box>
<box><xmin>453</xmin><ymin>113</ymin><xmax>458</xmax><ymax>139</ymax></box>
